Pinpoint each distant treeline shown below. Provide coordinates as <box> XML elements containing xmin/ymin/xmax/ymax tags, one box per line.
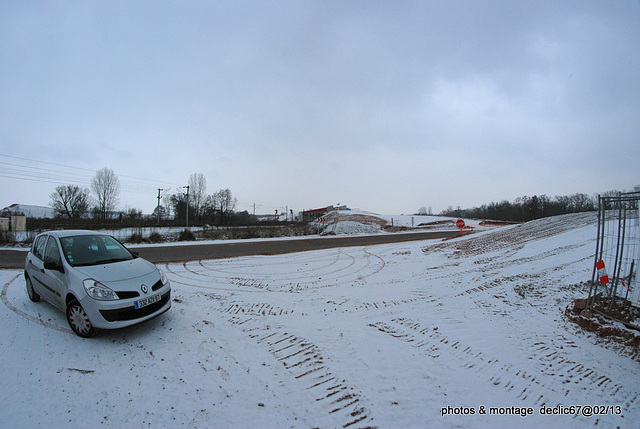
<box><xmin>439</xmin><ymin>188</ymin><xmax>639</xmax><ymax>222</ymax></box>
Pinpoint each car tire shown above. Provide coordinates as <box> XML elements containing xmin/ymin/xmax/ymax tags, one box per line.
<box><xmin>66</xmin><ymin>300</ymin><xmax>95</xmax><ymax>338</ymax></box>
<box><xmin>25</xmin><ymin>276</ymin><xmax>40</xmax><ymax>302</ymax></box>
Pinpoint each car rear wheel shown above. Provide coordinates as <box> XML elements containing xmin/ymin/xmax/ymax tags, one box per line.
<box><xmin>25</xmin><ymin>276</ymin><xmax>40</xmax><ymax>302</ymax></box>
<box><xmin>66</xmin><ymin>300</ymin><xmax>95</xmax><ymax>338</ymax></box>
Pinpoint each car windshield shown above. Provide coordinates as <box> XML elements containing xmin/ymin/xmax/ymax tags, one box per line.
<box><xmin>59</xmin><ymin>234</ymin><xmax>134</xmax><ymax>267</ymax></box>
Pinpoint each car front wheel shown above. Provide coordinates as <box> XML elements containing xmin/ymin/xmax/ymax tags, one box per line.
<box><xmin>66</xmin><ymin>300</ymin><xmax>95</xmax><ymax>338</ymax></box>
<box><xmin>25</xmin><ymin>276</ymin><xmax>40</xmax><ymax>302</ymax></box>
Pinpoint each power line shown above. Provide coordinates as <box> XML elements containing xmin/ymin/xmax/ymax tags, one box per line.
<box><xmin>1</xmin><ymin>154</ymin><xmax>98</xmax><ymax>174</ymax></box>
<box><xmin>0</xmin><ymin>167</ymin><xmax>162</xmax><ymax>195</ymax></box>
<box><xmin>0</xmin><ymin>153</ymin><xmax>184</xmax><ymax>196</ymax></box>
<box><xmin>1</xmin><ymin>153</ymin><xmax>298</xmax><ymax>212</ymax></box>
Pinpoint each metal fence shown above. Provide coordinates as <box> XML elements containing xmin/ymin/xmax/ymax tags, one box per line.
<box><xmin>588</xmin><ymin>192</ymin><xmax>640</xmax><ymax>310</ymax></box>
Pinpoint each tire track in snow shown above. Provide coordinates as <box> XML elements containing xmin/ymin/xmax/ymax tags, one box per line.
<box><xmin>369</xmin><ymin>316</ymin><xmax>640</xmax><ymax>422</ymax></box>
<box><xmin>221</xmin><ymin>302</ymin><xmax>293</xmax><ymax>317</ymax></box>
<box><xmin>163</xmin><ymin>247</ymin><xmax>385</xmax><ymax>293</ymax></box>
<box><xmin>368</xmin><ymin>316</ymin><xmax>566</xmax><ymax>407</ymax></box>
<box><xmin>1</xmin><ymin>273</ymin><xmax>72</xmax><ymax>334</ymax></box>
<box><xmin>229</xmin><ymin>316</ymin><xmax>374</xmax><ymax>428</ymax></box>
<box><xmin>517</xmin><ymin>332</ymin><xmax>640</xmax><ymax>414</ymax></box>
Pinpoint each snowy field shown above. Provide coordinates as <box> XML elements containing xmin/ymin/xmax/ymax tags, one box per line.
<box><xmin>1</xmin><ymin>212</ymin><xmax>639</xmax><ymax>428</ymax></box>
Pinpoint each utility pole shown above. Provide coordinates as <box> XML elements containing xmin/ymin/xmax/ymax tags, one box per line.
<box><xmin>157</xmin><ymin>188</ymin><xmax>163</xmax><ymax>225</ymax></box>
<box><xmin>183</xmin><ymin>185</ymin><xmax>190</xmax><ymax>227</ymax></box>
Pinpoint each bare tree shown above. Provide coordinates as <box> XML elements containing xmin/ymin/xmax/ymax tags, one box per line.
<box><xmin>91</xmin><ymin>167</ymin><xmax>120</xmax><ymax>219</ymax></box>
<box><xmin>50</xmin><ymin>185</ymin><xmax>91</xmax><ymax>218</ymax></box>
<box><xmin>213</xmin><ymin>188</ymin><xmax>237</xmax><ymax>223</ymax></box>
<box><xmin>168</xmin><ymin>192</ymin><xmax>188</xmax><ymax>223</ymax></box>
<box><xmin>188</xmin><ymin>173</ymin><xmax>207</xmax><ymax>220</ymax></box>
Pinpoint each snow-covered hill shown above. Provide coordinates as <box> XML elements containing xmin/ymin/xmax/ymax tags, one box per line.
<box><xmin>1</xmin><ymin>212</ymin><xmax>638</xmax><ymax>428</ymax></box>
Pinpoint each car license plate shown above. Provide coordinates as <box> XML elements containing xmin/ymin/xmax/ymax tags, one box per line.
<box><xmin>135</xmin><ymin>293</ymin><xmax>161</xmax><ymax>309</ymax></box>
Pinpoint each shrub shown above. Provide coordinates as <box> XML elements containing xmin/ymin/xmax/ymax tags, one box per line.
<box><xmin>178</xmin><ymin>229</ymin><xmax>196</xmax><ymax>241</ymax></box>
<box><xmin>148</xmin><ymin>232</ymin><xmax>164</xmax><ymax>243</ymax></box>
<box><xmin>200</xmin><ymin>229</ymin><xmax>224</xmax><ymax>240</ymax></box>
<box><xmin>127</xmin><ymin>232</ymin><xmax>145</xmax><ymax>244</ymax></box>
<box><xmin>0</xmin><ymin>231</ymin><xmax>12</xmax><ymax>245</ymax></box>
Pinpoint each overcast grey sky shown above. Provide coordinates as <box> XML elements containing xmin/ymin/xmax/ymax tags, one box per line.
<box><xmin>1</xmin><ymin>1</ymin><xmax>639</xmax><ymax>215</ymax></box>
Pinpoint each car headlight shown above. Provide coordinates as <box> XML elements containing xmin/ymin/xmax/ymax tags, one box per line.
<box><xmin>159</xmin><ymin>269</ymin><xmax>169</xmax><ymax>285</ymax></box>
<box><xmin>83</xmin><ymin>279</ymin><xmax>119</xmax><ymax>300</ymax></box>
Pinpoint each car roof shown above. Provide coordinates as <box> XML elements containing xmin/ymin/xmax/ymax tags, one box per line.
<box><xmin>39</xmin><ymin>230</ymin><xmax>111</xmax><ymax>239</ymax></box>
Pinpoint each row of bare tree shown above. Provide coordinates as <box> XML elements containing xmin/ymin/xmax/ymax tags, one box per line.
<box><xmin>439</xmin><ymin>186</ymin><xmax>640</xmax><ymax>222</ymax></box>
<box><xmin>50</xmin><ymin>167</ymin><xmax>120</xmax><ymax>219</ymax></box>
<box><xmin>161</xmin><ymin>173</ymin><xmax>238</xmax><ymax>224</ymax></box>
<box><xmin>49</xmin><ymin>170</ymin><xmax>240</xmax><ymax>225</ymax></box>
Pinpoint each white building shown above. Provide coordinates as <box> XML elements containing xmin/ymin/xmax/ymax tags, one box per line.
<box><xmin>1</xmin><ymin>204</ymin><xmax>54</xmax><ymax>219</ymax></box>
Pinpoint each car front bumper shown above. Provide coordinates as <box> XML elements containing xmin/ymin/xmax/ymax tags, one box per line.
<box><xmin>79</xmin><ymin>286</ymin><xmax>171</xmax><ymax>330</ymax></box>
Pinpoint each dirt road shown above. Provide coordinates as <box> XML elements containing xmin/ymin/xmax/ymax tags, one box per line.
<box><xmin>0</xmin><ymin>230</ymin><xmax>461</xmax><ymax>269</ymax></box>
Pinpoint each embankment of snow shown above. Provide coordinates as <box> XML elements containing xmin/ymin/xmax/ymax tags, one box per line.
<box><xmin>315</xmin><ymin>210</ymin><xmax>496</xmax><ymax>235</ymax></box>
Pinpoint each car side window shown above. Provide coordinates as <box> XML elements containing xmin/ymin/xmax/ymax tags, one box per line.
<box><xmin>44</xmin><ymin>237</ymin><xmax>62</xmax><ymax>266</ymax></box>
<box><xmin>32</xmin><ymin>235</ymin><xmax>48</xmax><ymax>260</ymax></box>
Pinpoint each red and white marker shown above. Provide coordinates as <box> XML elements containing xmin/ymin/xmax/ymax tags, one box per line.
<box><xmin>596</xmin><ymin>260</ymin><xmax>609</xmax><ymax>285</ymax></box>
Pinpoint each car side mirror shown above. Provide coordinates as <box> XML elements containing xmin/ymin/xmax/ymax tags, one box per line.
<box><xmin>44</xmin><ymin>260</ymin><xmax>64</xmax><ymax>273</ymax></box>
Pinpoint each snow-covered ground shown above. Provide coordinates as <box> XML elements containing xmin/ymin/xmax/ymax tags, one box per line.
<box><xmin>1</xmin><ymin>212</ymin><xmax>639</xmax><ymax>428</ymax></box>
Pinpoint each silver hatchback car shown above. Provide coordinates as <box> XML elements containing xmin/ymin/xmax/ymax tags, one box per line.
<box><xmin>24</xmin><ymin>230</ymin><xmax>171</xmax><ymax>337</ymax></box>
